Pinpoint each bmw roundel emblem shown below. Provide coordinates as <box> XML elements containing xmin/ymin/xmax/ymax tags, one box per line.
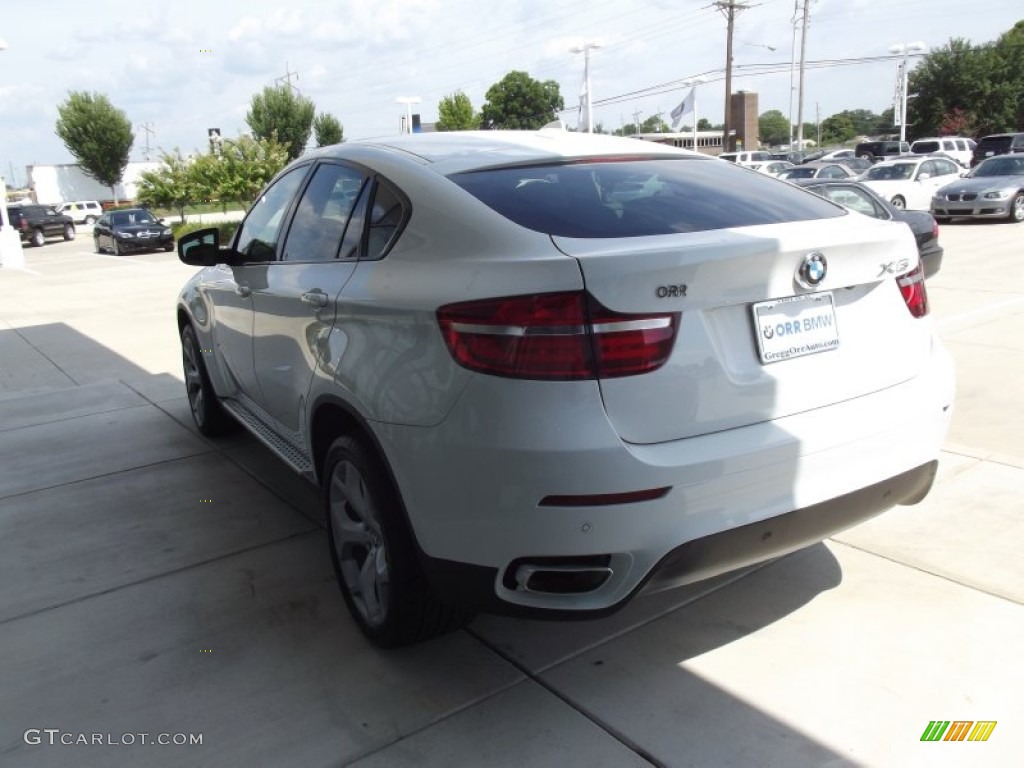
<box><xmin>798</xmin><ymin>252</ymin><xmax>828</xmax><ymax>287</ymax></box>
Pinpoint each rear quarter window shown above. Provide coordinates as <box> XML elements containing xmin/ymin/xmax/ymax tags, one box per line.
<box><xmin>449</xmin><ymin>158</ymin><xmax>842</xmax><ymax>238</ymax></box>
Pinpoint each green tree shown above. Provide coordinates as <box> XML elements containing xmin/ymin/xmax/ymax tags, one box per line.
<box><xmin>905</xmin><ymin>23</ymin><xmax>1024</xmax><ymax>138</ymax></box>
<box><xmin>245</xmin><ymin>85</ymin><xmax>316</xmax><ymax>160</ymax></box>
<box><xmin>641</xmin><ymin>115</ymin><xmax>670</xmax><ymax>133</ymax></box>
<box><xmin>54</xmin><ymin>91</ymin><xmax>134</xmax><ymax>203</ymax></box>
<box><xmin>758</xmin><ymin>110</ymin><xmax>790</xmax><ymax>146</ymax></box>
<box><xmin>137</xmin><ymin>149</ymin><xmax>197</xmax><ymax>222</ymax></box>
<box><xmin>820</xmin><ymin>113</ymin><xmax>856</xmax><ymax>144</ymax></box>
<box><xmin>697</xmin><ymin>118</ymin><xmax>720</xmax><ymax>131</ymax></box>
<box><xmin>216</xmin><ymin>135</ymin><xmax>290</xmax><ymax>205</ymax></box>
<box><xmin>436</xmin><ymin>91</ymin><xmax>477</xmax><ymax>131</ymax></box>
<box><xmin>313</xmin><ymin>113</ymin><xmax>344</xmax><ymax>147</ymax></box>
<box><xmin>479</xmin><ymin>71</ymin><xmax>564</xmax><ymax>130</ymax></box>
<box><xmin>835</xmin><ymin>109</ymin><xmax>882</xmax><ymax>136</ymax></box>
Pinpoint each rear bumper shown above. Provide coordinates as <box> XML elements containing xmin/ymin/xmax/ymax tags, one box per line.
<box><xmin>378</xmin><ymin>336</ymin><xmax>954</xmax><ymax>616</ymax></box>
<box><xmin>422</xmin><ymin>460</ymin><xmax>939</xmax><ymax>618</ymax></box>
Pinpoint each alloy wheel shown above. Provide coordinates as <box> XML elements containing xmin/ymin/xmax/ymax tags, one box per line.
<box><xmin>328</xmin><ymin>460</ymin><xmax>390</xmax><ymax>628</ymax></box>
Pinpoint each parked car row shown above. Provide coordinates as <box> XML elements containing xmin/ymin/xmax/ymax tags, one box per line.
<box><xmin>2</xmin><ymin>202</ymin><xmax>175</xmax><ymax>254</ymax></box>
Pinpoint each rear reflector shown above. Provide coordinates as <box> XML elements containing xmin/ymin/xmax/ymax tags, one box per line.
<box><xmin>897</xmin><ymin>264</ymin><xmax>928</xmax><ymax>318</ymax></box>
<box><xmin>539</xmin><ymin>487</ymin><xmax>671</xmax><ymax>507</ymax></box>
<box><xmin>437</xmin><ymin>291</ymin><xmax>678</xmax><ymax>380</ymax></box>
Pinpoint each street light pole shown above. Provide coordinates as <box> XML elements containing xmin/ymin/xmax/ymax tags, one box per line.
<box><xmin>889</xmin><ymin>42</ymin><xmax>927</xmax><ymax>143</ymax></box>
<box><xmin>570</xmin><ymin>42</ymin><xmax>601</xmax><ymax>133</ymax></box>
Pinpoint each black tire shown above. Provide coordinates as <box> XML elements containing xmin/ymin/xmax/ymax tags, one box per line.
<box><xmin>890</xmin><ymin>196</ymin><xmax>906</xmax><ymax>210</ymax></box>
<box><xmin>180</xmin><ymin>324</ymin><xmax>234</xmax><ymax>436</ymax></box>
<box><xmin>934</xmin><ymin>215</ymin><xmax>951</xmax><ymax>224</ymax></box>
<box><xmin>94</xmin><ymin>236</ymin><xmax>103</xmax><ymax>253</ymax></box>
<box><xmin>324</xmin><ymin>435</ymin><xmax>474</xmax><ymax>647</ymax></box>
<box><xmin>30</xmin><ymin>229</ymin><xmax>45</xmax><ymax>247</ymax></box>
<box><xmin>63</xmin><ymin>223</ymin><xmax>76</xmax><ymax>241</ymax></box>
<box><xmin>1008</xmin><ymin>192</ymin><xmax>1024</xmax><ymax>223</ymax></box>
<box><xmin>85</xmin><ymin>216</ymin><xmax>97</xmax><ymax>225</ymax></box>
<box><xmin>164</xmin><ymin>243</ymin><xmax>175</xmax><ymax>252</ymax></box>
<box><xmin>113</xmin><ymin>239</ymin><xmax>122</xmax><ymax>256</ymax></box>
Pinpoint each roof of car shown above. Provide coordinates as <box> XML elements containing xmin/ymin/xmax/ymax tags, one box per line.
<box><xmin>306</xmin><ymin>129</ymin><xmax>704</xmax><ymax>175</ymax></box>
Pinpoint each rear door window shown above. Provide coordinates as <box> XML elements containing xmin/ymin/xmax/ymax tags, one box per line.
<box><xmin>281</xmin><ymin>163</ymin><xmax>367</xmax><ymax>263</ymax></box>
<box><xmin>450</xmin><ymin>158</ymin><xmax>842</xmax><ymax>238</ymax></box>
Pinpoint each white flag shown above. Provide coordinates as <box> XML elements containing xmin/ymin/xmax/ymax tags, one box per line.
<box><xmin>670</xmin><ymin>87</ymin><xmax>696</xmax><ymax>129</ymax></box>
<box><xmin>577</xmin><ymin>78</ymin><xmax>591</xmax><ymax>132</ymax></box>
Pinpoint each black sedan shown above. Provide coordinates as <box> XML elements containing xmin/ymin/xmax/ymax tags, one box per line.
<box><xmin>93</xmin><ymin>208</ymin><xmax>174</xmax><ymax>255</ymax></box>
<box><xmin>794</xmin><ymin>179</ymin><xmax>943</xmax><ymax>278</ymax></box>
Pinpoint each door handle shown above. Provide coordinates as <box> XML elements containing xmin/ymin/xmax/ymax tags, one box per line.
<box><xmin>301</xmin><ymin>290</ymin><xmax>329</xmax><ymax>308</ymax></box>
<box><xmin>236</xmin><ymin>285</ymin><xmax>251</xmax><ymax>298</ymax></box>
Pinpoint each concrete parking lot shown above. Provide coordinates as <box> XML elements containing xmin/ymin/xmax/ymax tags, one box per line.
<box><xmin>1</xmin><ymin>221</ymin><xmax>1021</xmax><ymax>767</ymax></box>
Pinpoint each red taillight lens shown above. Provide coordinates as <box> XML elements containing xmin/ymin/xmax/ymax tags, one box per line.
<box><xmin>437</xmin><ymin>291</ymin><xmax>679</xmax><ymax>380</ymax></box>
<box><xmin>897</xmin><ymin>263</ymin><xmax>928</xmax><ymax>318</ymax></box>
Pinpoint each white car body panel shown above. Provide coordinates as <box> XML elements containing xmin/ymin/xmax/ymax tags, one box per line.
<box><xmin>553</xmin><ymin>217</ymin><xmax>926</xmax><ymax>443</ymax></box>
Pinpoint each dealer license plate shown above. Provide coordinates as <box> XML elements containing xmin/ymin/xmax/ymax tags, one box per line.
<box><xmin>751</xmin><ymin>292</ymin><xmax>839</xmax><ymax>364</ymax></box>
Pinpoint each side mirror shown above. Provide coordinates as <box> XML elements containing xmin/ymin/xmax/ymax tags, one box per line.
<box><xmin>178</xmin><ymin>228</ymin><xmax>225</xmax><ymax>266</ymax></box>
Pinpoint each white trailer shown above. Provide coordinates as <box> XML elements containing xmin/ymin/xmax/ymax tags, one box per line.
<box><xmin>27</xmin><ymin>162</ymin><xmax>160</xmax><ymax>205</ymax></box>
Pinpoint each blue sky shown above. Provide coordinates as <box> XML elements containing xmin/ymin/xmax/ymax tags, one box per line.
<box><xmin>0</xmin><ymin>0</ymin><xmax>1020</xmax><ymax>187</ymax></box>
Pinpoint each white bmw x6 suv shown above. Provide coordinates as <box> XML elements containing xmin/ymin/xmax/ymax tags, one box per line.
<box><xmin>176</xmin><ymin>130</ymin><xmax>954</xmax><ymax>647</ymax></box>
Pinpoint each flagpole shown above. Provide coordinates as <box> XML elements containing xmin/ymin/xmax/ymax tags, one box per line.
<box><xmin>693</xmin><ymin>90</ymin><xmax>698</xmax><ymax>153</ymax></box>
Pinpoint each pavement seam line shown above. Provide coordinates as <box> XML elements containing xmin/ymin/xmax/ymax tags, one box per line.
<box><xmin>462</xmin><ymin>626</ymin><xmax>665</xmax><ymax>768</ymax></box>
<box><xmin>3</xmin><ymin>325</ymin><xmax>79</xmax><ymax>387</ymax></box>
<box><xmin>0</xmin><ymin>401</ymin><xmax>153</xmax><ymax>434</ymax></box>
<box><xmin>0</xmin><ymin>448</ymin><xmax>214</xmax><ymax>503</ymax></box>
<box><xmin>827</xmin><ymin>538</ymin><xmax>1024</xmax><ymax>607</ymax></box>
<box><xmin>0</xmin><ymin>528</ymin><xmax>322</xmax><ymax>627</ymax></box>
<box><xmin>338</xmin><ymin>676</ymin><xmax>529</xmax><ymax>767</ymax></box>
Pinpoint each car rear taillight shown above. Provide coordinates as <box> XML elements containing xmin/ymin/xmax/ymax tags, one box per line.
<box><xmin>932</xmin><ymin>219</ymin><xmax>940</xmax><ymax>240</ymax></box>
<box><xmin>897</xmin><ymin>264</ymin><xmax>928</xmax><ymax>318</ymax></box>
<box><xmin>437</xmin><ymin>291</ymin><xmax>679</xmax><ymax>380</ymax></box>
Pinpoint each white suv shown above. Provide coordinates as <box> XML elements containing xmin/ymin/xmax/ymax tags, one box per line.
<box><xmin>56</xmin><ymin>200</ymin><xmax>103</xmax><ymax>225</ymax></box>
<box><xmin>175</xmin><ymin>131</ymin><xmax>954</xmax><ymax>647</ymax></box>
<box><xmin>910</xmin><ymin>137</ymin><xmax>976</xmax><ymax>168</ymax></box>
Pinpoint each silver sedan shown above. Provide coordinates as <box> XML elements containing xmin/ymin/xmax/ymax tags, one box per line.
<box><xmin>931</xmin><ymin>155</ymin><xmax>1024</xmax><ymax>223</ymax></box>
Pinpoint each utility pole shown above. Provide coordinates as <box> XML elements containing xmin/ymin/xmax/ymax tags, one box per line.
<box><xmin>141</xmin><ymin>122</ymin><xmax>155</xmax><ymax>161</ymax></box>
<box><xmin>632</xmin><ymin>106</ymin><xmax>643</xmax><ymax>135</ymax></box>
<box><xmin>796</xmin><ymin>0</ymin><xmax>810</xmax><ymax>150</ymax></box>
<box><xmin>715</xmin><ymin>1</ymin><xmax>750</xmax><ymax>152</ymax></box>
<box><xmin>275</xmin><ymin>62</ymin><xmax>300</xmax><ymax>93</ymax></box>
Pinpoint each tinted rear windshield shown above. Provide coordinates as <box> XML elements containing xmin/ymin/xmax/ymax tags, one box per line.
<box><xmin>449</xmin><ymin>158</ymin><xmax>842</xmax><ymax>237</ymax></box>
<box><xmin>978</xmin><ymin>136</ymin><xmax>1012</xmax><ymax>151</ymax></box>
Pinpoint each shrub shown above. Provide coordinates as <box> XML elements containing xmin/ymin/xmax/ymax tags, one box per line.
<box><xmin>170</xmin><ymin>220</ymin><xmax>239</xmax><ymax>242</ymax></box>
